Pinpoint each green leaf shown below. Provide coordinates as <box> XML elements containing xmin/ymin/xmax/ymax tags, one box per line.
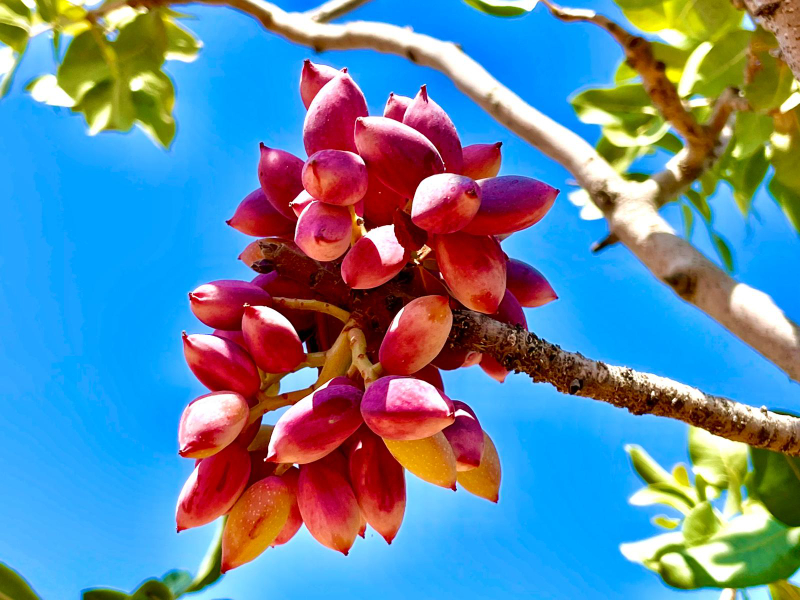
<box><xmin>571</xmin><ymin>84</ymin><xmax>655</xmax><ymax>125</ymax></box>
<box><xmin>25</xmin><ymin>73</ymin><xmax>74</xmax><ymax>106</ymax></box>
<box><xmin>751</xmin><ymin>447</ymin><xmax>800</xmax><ymax>527</ymax></box>
<box><xmin>57</xmin><ymin>29</ymin><xmax>111</xmax><ymax>102</ymax></box>
<box><xmin>678</xmin><ymin>41</ymin><xmax>713</xmax><ymax>97</ymax></box>
<box><xmin>771</xmin><ymin>178</ymin><xmax>800</xmax><ymax>233</ymax></box>
<box><xmin>770</xmin><ymin>109</ymin><xmax>800</xmax><ymax>233</ymax></box>
<box><xmin>682</xmin><ymin>501</ymin><xmax>721</xmax><ymax>545</ymax></box>
<box><xmin>710</xmin><ymin>231</ymin><xmax>734</xmax><ymax>273</ymax></box>
<box><xmin>595</xmin><ymin>136</ymin><xmax>647</xmax><ymax>173</ymax></box>
<box><xmin>745</xmin><ymin>27</ymin><xmax>795</xmax><ymax>111</ymax></box>
<box><xmin>684</xmin><ymin>189</ymin><xmax>711</xmax><ymax>222</ymax></box>
<box><xmin>630</xmin><ymin>482</ymin><xmax>697</xmax><ymax>515</ymax></box>
<box><xmin>604</xmin><ymin>116</ymin><xmax>670</xmax><ymax>147</ymax></box>
<box><xmin>131</xmin><ymin>69</ymin><xmax>175</xmax><ymax>147</ymax></box>
<box><xmin>622</xmin><ymin>509</ymin><xmax>800</xmax><ymax>589</ymax></box>
<box><xmin>672</xmin><ymin>464</ymin><xmax>691</xmax><ymax>488</ymax></box>
<box><xmin>770</xmin><ymin>580</ymin><xmax>800</xmax><ymax>600</ymax></box>
<box><xmin>164</xmin><ymin>18</ymin><xmax>201</xmax><ymax>62</ymax></box>
<box><xmin>83</xmin><ymin>589</ymin><xmax>130</xmax><ymax>600</ymax></box>
<box><xmin>0</xmin><ymin>44</ymin><xmax>21</xmax><ymax>98</ymax></box>
<box><xmin>161</xmin><ymin>571</ymin><xmax>192</xmax><ymax>598</ymax></box>
<box><xmin>184</xmin><ymin>519</ymin><xmax>225</xmax><ymax>595</ymax></box>
<box><xmin>462</xmin><ymin>0</ymin><xmax>537</xmax><ymax>17</ymax></box>
<box><xmin>626</xmin><ymin>444</ymin><xmax>672</xmax><ymax>485</ymax></box>
<box><xmin>34</xmin><ymin>0</ymin><xmax>57</xmax><ymax>23</ymax></box>
<box><xmin>0</xmin><ymin>0</ymin><xmax>31</xmax><ymax>52</ymax></box>
<box><xmin>131</xmin><ymin>580</ymin><xmax>173</xmax><ymax>600</ymax></box>
<box><xmin>732</xmin><ymin>112</ymin><xmax>774</xmax><ymax>159</ymax></box>
<box><xmin>688</xmin><ymin>426</ymin><xmax>747</xmax><ymax>489</ymax></box>
<box><xmin>724</xmin><ymin>147</ymin><xmax>768</xmax><ymax>216</ymax></box>
<box><xmin>655</xmin><ymin>132</ymin><xmax>684</xmax><ymax>155</ymax></box>
<box><xmin>654</xmin><ymin>515</ymin><xmax>681</xmax><ymax>529</ymax></box>
<box><xmin>680</xmin><ymin>202</ymin><xmax>694</xmax><ymax>239</ymax></box>
<box><xmin>615</xmin><ymin>42</ymin><xmax>690</xmax><ymax>84</ymax></box>
<box><xmin>685</xmin><ymin>30</ymin><xmax>752</xmax><ymax>98</ymax></box>
<box><xmin>671</xmin><ymin>0</ymin><xmax>742</xmax><ymax>43</ymax></box>
<box><xmin>73</xmin><ymin>75</ymin><xmax>136</xmax><ymax>134</ymax></box>
<box><xmin>0</xmin><ymin>562</ymin><xmax>41</xmax><ymax>600</ymax></box>
<box><xmin>614</xmin><ymin>0</ymin><xmax>680</xmax><ymax>36</ymax></box>
<box><xmin>115</xmin><ymin>12</ymin><xmax>167</xmax><ymax>77</ymax></box>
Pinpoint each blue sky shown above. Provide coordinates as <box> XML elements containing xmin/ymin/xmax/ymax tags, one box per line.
<box><xmin>1</xmin><ymin>0</ymin><xmax>798</xmax><ymax>598</ymax></box>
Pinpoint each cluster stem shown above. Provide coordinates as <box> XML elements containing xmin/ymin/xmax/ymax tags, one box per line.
<box><xmin>271</xmin><ymin>297</ymin><xmax>351</xmax><ymax>323</ymax></box>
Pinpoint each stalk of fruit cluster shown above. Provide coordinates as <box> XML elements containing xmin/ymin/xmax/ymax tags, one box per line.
<box><xmin>347</xmin><ymin>328</ymin><xmax>383</xmax><ymax>385</ymax></box>
<box><xmin>270</xmin><ymin>297</ymin><xmax>351</xmax><ymax>323</ymax></box>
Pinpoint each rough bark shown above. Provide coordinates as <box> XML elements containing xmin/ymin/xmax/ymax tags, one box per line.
<box><xmin>741</xmin><ymin>0</ymin><xmax>800</xmax><ymax>82</ymax></box>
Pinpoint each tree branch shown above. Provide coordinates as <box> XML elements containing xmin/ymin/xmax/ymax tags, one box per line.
<box><xmin>305</xmin><ymin>0</ymin><xmax>372</xmax><ymax>23</ymax></box>
<box><xmin>258</xmin><ymin>240</ymin><xmax>800</xmax><ymax>456</ymax></box>
<box><xmin>171</xmin><ymin>0</ymin><xmax>800</xmax><ymax>382</ymax></box>
<box><xmin>738</xmin><ymin>0</ymin><xmax>800</xmax><ymax>82</ymax></box>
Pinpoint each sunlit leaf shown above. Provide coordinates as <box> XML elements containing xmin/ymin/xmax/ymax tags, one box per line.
<box><xmin>654</xmin><ymin>515</ymin><xmax>681</xmax><ymax>530</ymax></box>
<box><xmin>689</xmin><ymin>427</ymin><xmax>747</xmax><ymax>491</ymax></box>
<box><xmin>626</xmin><ymin>444</ymin><xmax>672</xmax><ymax>485</ymax></box>
<box><xmin>630</xmin><ymin>482</ymin><xmax>697</xmax><ymax>515</ymax></box>
<box><xmin>131</xmin><ymin>69</ymin><xmax>175</xmax><ymax>147</ymax></box>
<box><xmin>115</xmin><ymin>11</ymin><xmax>167</xmax><ymax>76</ymax></box>
<box><xmin>0</xmin><ymin>0</ymin><xmax>31</xmax><ymax>52</ymax></box>
<box><xmin>57</xmin><ymin>29</ymin><xmax>111</xmax><ymax>101</ymax></box>
<box><xmin>682</xmin><ymin>501</ymin><xmax>721</xmax><ymax>545</ymax></box>
<box><xmin>724</xmin><ymin>148</ymin><xmax>768</xmax><ymax>216</ymax></box>
<box><xmin>0</xmin><ymin>562</ymin><xmax>41</xmax><ymax>600</ymax></box>
<box><xmin>25</xmin><ymin>73</ymin><xmax>74</xmax><ymax>106</ymax></box>
<box><xmin>164</xmin><ymin>17</ymin><xmax>201</xmax><ymax>62</ymax></box>
<box><xmin>462</xmin><ymin>0</ymin><xmax>537</xmax><ymax>17</ymax></box>
<box><xmin>685</xmin><ymin>30</ymin><xmax>751</xmax><ymax>98</ymax></box>
<box><xmin>130</xmin><ymin>580</ymin><xmax>173</xmax><ymax>600</ymax></box>
<box><xmin>622</xmin><ymin>508</ymin><xmax>800</xmax><ymax>589</ymax></box>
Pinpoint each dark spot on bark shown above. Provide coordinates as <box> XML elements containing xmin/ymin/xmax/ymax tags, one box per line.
<box><xmin>664</xmin><ymin>272</ymin><xmax>697</xmax><ymax>300</ymax></box>
<box><xmin>754</xmin><ymin>1</ymin><xmax>781</xmax><ymax>17</ymax></box>
<box><xmin>569</xmin><ymin>379</ymin><xmax>583</xmax><ymax>395</ymax></box>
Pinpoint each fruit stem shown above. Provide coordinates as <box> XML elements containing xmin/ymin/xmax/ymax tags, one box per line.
<box><xmin>302</xmin><ymin>351</ymin><xmax>328</xmax><ymax>368</ymax></box>
<box><xmin>347</xmin><ymin>327</ymin><xmax>381</xmax><ymax>386</ymax></box>
<box><xmin>271</xmin><ymin>297</ymin><xmax>351</xmax><ymax>324</ymax></box>
<box><xmin>317</xmin><ymin>321</ymin><xmax>355</xmax><ymax>383</ymax></box>
<box><xmin>259</xmin><ymin>371</ymin><xmax>288</xmax><ymax>392</ymax></box>
<box><xmin>349</xmin><ymin>205</ymin><xmax>366</xmax><ymax>245</ymax></box>
<box><xmin>249</xmin><ymin>383</ymin><xmax>318</xmax><ymax>422</ymax></box>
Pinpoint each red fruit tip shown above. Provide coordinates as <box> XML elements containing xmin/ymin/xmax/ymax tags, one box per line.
<box><xmin>303</xmin><ymin>58</ymin><xmax>311</xmax><ymax>65</ymax></box>
<box><xmin>494</xmin><ymin>141</ymin><xmax>503</xmax><ymax>148</ymax></box>
<box><xmin>341</xmin><ymin>549</ymin><xmax>350</xmax><ymax>557</ymax></box>
<box><xmin>450</xmin><ymin>483</ymin><xmax>457</xmax><ymax>491</ymax></box>
<box><xmin>176</xmin><ymin>525</ymin><xmax>186</xmax><ymax>533</ymax></box>
<box><xmin>492</xmin><ymin>495</ymin><xmax>499</xmax><ymax>503</ymax></box>
<box><xmin>358</xmin><ymin>530</ymin><xmax>365</xmax><ymax>539</ymax></box>
<box><xmin>383</xmin><ymin>535</ymin><xmax>395</xmax><ymax>545</ymax></box>
<box><xmin>265</xmin><ymin>450</ymin><xmax>278</xmax><ymax>462</ymax></box>
<box><xmin>341</xmin><ymin>66</ymin><xmax>348</xmax><ymax>73</ymax></box>
<box><xmin>225</xmin><ymin>218</ymin><xmax>233</xmax><ymax>226</ymax></box>
<box><xmin>259</xmin><ymin>141</ymin><xmax>266</xmax><ymax>150</ymax></box>
<box><xmin>419</xmin><ymin>84</ymin><xmax>428</xmax><ymax>101</ymax></box>
<box><xmin>181</xmin><ymin>330</ymin><xmax>188</xmax><ymax>339</ymax></box>
<box><xmin>220</xmin><ymin>563</ymin><xmax>231</xmax><ymax>574</ymax></box>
